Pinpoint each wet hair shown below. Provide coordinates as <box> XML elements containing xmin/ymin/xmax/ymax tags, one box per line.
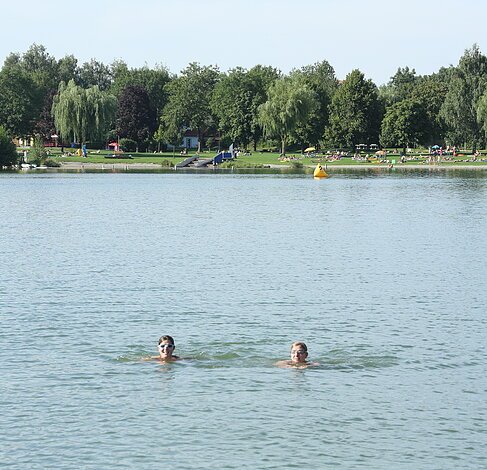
<box><xmin>291</xmin><ymin>341</ymin><xmax>308</xmax><ymax>352</ymax></box>
<box><xmin>158</xmin><ymin>335</ymin><xmax>175</xmax><ymax>345</ymax></box>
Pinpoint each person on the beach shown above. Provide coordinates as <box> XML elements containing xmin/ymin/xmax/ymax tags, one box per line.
<box><xmin>275</xmin><ymin>341</ymin><xmax>318</xmax><ymax>368</ymax></box>
<box><xmin>155</xmin><ymin>335</ymin><xmax>180</xmax><ymax>362</ymax></box>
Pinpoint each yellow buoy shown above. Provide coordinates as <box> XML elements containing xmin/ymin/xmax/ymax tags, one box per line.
<box><xmin>313</xmin><ymin>163</ymin><xmax>328</xmax><ymax>178</ymax></box>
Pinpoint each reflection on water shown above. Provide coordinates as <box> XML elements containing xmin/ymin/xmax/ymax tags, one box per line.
<box><xmin>1</xmin><ymin>171</ymin><xmax>486</xmax><ymax>469</ymax></box>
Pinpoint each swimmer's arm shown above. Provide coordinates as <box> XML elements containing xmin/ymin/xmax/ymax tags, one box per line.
<box><xmin>144</xmin><ymin>355</ymin><xmax>183</xmax><ymax>362</ymax></box>
<box><xmin>274</xmin><ymin>360</ymin><xmax>320</xmax><ymax>368</ymax></box>
<box><xmin>274</xmin><ymin>360</ymin><xmax>292</xmax><ymax>368</ymax></box>
<box><xmin>141</xmin><ymin>355</ymin><xmax>160</xmax><ymax>361</ymax></box>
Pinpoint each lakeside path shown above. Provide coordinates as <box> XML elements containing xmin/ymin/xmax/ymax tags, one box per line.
<box><xmin>47</xmin><ymin>162</ymin><xmax>487</xmax><ymax>171</ymax></box>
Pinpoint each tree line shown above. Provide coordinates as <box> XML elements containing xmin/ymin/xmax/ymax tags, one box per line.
<box><xmin>2</xmin><ymin>43</ymin><xmax>487</xmax><ymax>162</ymax></box>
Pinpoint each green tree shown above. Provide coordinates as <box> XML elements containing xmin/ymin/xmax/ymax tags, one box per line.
<box><xmin>29</xmin><ymin>135</ymin><xmax>48</xmax><ymax>165</ymax></box>
<box><xmin>57</xmin><ymin>54</ymin><xmax>80</xmax><ymax>84</ymax></box>
<box><xmin>9</xmin><ymin>44</ymin><xmax>60</xmax><ymax>95</ymax></box>
<box><xmin>212</xmin><ymin>67</ymin><xmax>253</xmax><ymax>148</ymax></box>
<box><xmin>8</xmin><ymin>45</ymin><xmax>61</xmax><ymax>114</ymax></box>
<box><xmin>290</xmin><ymin>60</ymin><xmax>338</xmax><ymax>147</ymax></box>
<box><xmin>0</xmin><ymin>46</ymin><xmax>90</xmax><ymax>138</ymax></box>
<box><xmin>111</xmin><ymin>63</ymin><xmax>172</xmax><ymax>119</ymax></box>
<box><xmin>52</xmin><ymin>80</ymin><xmax>116</xmax><ymax>144</ymax></box>
<box><xmin>79</xmin><ymin>59</ymin><xmax>113</xmax><ymax>91</ymax></box>
<box><xmin>116</xmin><ymin>85</ymin><xmax>155</xmax><ymax>149</ymax></box>
<box><xmin>380</xmin><ymin>99</ymin><xmax>428</xmax><ymax>153</ymax></box>
<box><xmin>325</xmin><ymin>69</ymin><xmax>382</xmax><ymax>149</ymax></box>
<box><xmin>258</xmin><ymin>76</ymin><xmax>318</xmax><ymax>155</ymax></box>
<box><xmin>246</xmin><ymin>65</ymin><xmax>280</xmax><ymax>149</ymax></box>
<box><xmin>380</xmin><ymin>66</ymin><xmax>419</xmax><ymax>107</ymax></box>
<box><xmin>155</xmin><ymin>116</ymin><xmax>184</xmax><ymax>152</ymax></box>
<box><xmin>211</xmin><ymin>65</ymin><xmax>280</xmax><ymax>150</ymax></box>
<box><xmin>476</xmin><ymin>90</ymin><xmax>487</xmax><ymax>138</ymax></box>
<box><xmin>410</xmin><ymin>77</ymin><xmax>448</xmax><ymax>145</ymax></box>
<box><xmin>161</xmin><ymin>63</ymin><xmax>220</xmax><ymax>152</ymax></box>
<box><xmin>33</xmin><ymin>89</ymin><xmax>57</xmax><ymax>140</ymax></box>
<box><xmin>212</xmin><ymin>67</ymin><xmax>252</xmax><ymax>147</ymax></box>
<box><xmin>0</xmin><ymin>67</ymin><xmax>38</xmax><ymax>136</ymax></box>
<box><xmin>0</xmin><ymin>126</ymin><xmax>18</xmax><ymax>167</ymax></box>
<box><xmin>440</xmin><ymin>44</ymin><xmax>487</xmax><ymax>149</ymax></box>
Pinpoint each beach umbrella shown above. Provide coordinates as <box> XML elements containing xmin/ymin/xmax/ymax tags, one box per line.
<box><xmin>108</xmin><ymin>142</ymin><xmax>119</xmax><ymax>151</ymax></box>
<box><xmin>304</xmin><ymin>147</ymin><xmax>316</xmax><ymax>153</ymax></box>
<box><xmin>431</xmin><ymin>145</ymin><xmax>440</xmax><ymax>149</ymax></box>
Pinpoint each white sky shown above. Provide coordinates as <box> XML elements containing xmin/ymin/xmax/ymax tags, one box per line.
<box><xmin>2</xmin><ymin>0</ymin><xmax>487</xmax><ymax>85</ymax></box>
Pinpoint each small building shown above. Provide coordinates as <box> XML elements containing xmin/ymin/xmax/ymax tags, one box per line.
<box><xmin>167</xmin><ymin>130</ymin><xmax>198</xmax><ymax>150</ymax></box>
<box><xmin>182</xmin><ymin>130</ymin><xmax>199</xmax><ymax>149</ymax></box>
<box><xmin>167</xmin><ymin>129</ymin><xmax>220</xmax><ymax>150</ymax></box>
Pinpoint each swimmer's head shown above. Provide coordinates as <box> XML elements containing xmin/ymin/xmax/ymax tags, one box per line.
<box><xmin>159</xmin><ymin>335</ymin><xmax>175</xmax><ymax>346</ymax></box>
<box><xmin>290</xmin><ymin>341</ymin><xmax>308</xmax><ymax>363</ymax></box>
<box><xmin>158</xmin><ymin>335</ymin><xmax>176</xmax><ymax>359</ymax></box>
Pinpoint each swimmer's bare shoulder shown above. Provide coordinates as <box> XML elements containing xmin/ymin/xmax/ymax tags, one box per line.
<box><xmin>143</xmin><ymin>355</ymin><xmax>181</xmax><ymax>362</ymax></box>
<box><xmin>156</xmin><ymin>355</ymin><xmax>181</xmax><ymax>362</ymax></box>
<box><xmin>274</xmin><ymin>360</ymin><xmax>320</xmax><ymax>368</ymax></box>
<box><xmin>274</xmin><ymin>360</ymin><xmax>293</xmax><ymax>368</ymax></box>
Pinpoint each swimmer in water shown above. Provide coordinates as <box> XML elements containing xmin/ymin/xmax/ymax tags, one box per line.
<box><xmin>154</xmin><ymin>335</ymin><xmax>180</xmax><ymax>362</ymax></box>
<box><xmin>275</xmin><ymin>341</ymin><xmax>318</xmax><ymax>368</ymax></box>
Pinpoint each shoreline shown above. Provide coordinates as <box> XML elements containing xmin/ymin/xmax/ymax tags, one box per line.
<box><xmin>11</xmin><ymin>161</ymin><xmax>487</xmax><ymax>172</ymax></box>
<box><xmin>48</xmin><ymin>161</ymin><xmax>487</xmax><ymax>171</ymax></box>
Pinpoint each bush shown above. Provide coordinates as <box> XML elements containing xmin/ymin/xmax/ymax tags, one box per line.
<box><xmin>220</xmin><ymin>160</ymin><xmax>264</xmax><ymax>169</ymax></box>
<box><xmin>219</xmin><ymin>135</ymin><xmax>232</xmax><ymax>149</ymax></box>
<box><xmin>44</xmin><ymin>158</ymin><xmax>61</xmax><ymax>167</ymax></box>
<box><xmin>0</xmin><ymin>126</ymin><xmax>18</xmax><ymax>168</ymax></box>
<box><xmin>205</xmin><ymin>137</ymin><xmax>215</xmax><ymax>151</ymax></box>
<box><xmin>86</xmin><ymin>141</ymin><xmax>105</xmax><ymax>150</ymax></box>
<box><xmin>119</xmin><ymin>138</ymin><xmax>137</xmax><ymax>152</ymax></box>
<box><xmin>30</xmin><ymin>136</ymin><xmax>48</xmax><ymax>165</ymax></box>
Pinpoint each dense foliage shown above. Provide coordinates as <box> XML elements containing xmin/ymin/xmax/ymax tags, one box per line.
<box><xmin>380</xmin><ymin>99</ymin><xmax>428</xmax><ymax>152</ymax></box>
<box><xmin>290</xmin><ymin>60</ymin><xmax>338</xmax><ymax>147</ymax></box>
<box><xmin>52</xmin><ymin>80</ymin><xmax>116</xmax><ymax>144</ymax></box>
<box><xmin>0</xmin><ymin>126</ymin><xmax>18</xmax><ymax>167</ymax></box>
<box><xmin>326</xmin><ymin>70</ymin><xmax>382</xmax><ymax>148</ymax></box>
<box><xmin>211</xmin><ymin>65</ymin><xmax>280</xmax><ymax>150</ymax></box>
<box><xmin>258</xmin><ymin>76</ymin><xmax>318</xmax><ymax>155</ymax></box>
<box><xmin>3</xmin><ymin>43</ymin><xmax>487</xmax><ymax>153</ymax></box>
<box><xmin>161</xmin><ymin>63</ymin><xmax>220</xmax><ymax>152</ymax></box>
<box><xmin>0</xmin><ymin>67</ymin><xmax>38</xmax><ymax>136</ymax></box>
<box><xmin>116</xmin><ymin>85</ymin><xmax>155</xmax><ymax>149</ymax></box>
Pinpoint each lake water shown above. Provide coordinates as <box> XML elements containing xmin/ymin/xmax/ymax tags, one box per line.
<box><xmin>1</xmin><ymin>169</ymin><xmax>486</xmax><ymax>469</ymax></box>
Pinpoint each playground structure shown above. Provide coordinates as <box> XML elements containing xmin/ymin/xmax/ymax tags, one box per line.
<box><xmin>175</xmin><ymin>151</ymin><xmax>234</xmax><ymax>168</ymax></box>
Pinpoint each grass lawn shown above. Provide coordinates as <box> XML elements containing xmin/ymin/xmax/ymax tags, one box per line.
<box><xmin>35</xmin><ymin>147</ymin><xmax>487</xmax><ymax>168</ymax></box>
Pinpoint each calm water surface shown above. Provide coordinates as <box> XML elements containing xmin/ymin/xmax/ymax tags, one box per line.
<box><xmin>1</xmin><ymin>170</ymin><xmax>486</xmax><ymax>469</ymax></box>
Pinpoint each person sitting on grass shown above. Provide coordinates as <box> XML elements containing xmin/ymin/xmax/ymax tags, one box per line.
<box><xmin>275</xmin><ymin>341</ymin><xmax>319</xmax><ymax>368</ymax></box>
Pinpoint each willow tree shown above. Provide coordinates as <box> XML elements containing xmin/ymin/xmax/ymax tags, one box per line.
<box><xmin>52</xmin><ymin>79</ymin><xmax>116</xmax><ymax>144</ymax></box>
<box><xmin>258</xmin><ymin>76</ymin><xmax>317</xmax><ymax>155</ymax></box>
<box><xmin>290</xmin><ymin>60</ymin><xmax>338</xmax><ymax>148</ymax></box>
